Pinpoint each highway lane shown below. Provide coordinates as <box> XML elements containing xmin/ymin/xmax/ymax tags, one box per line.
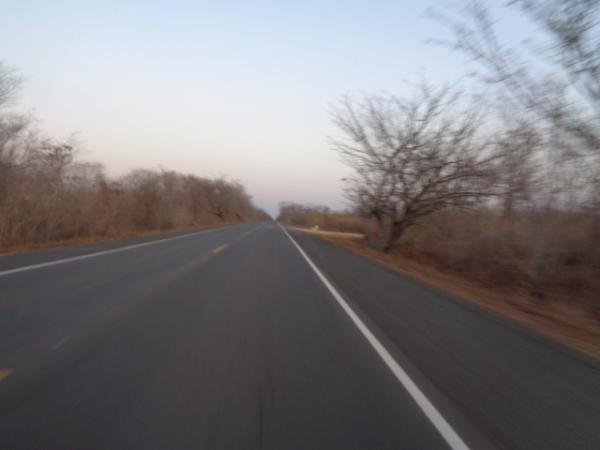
<box><xmin>0</xmin><ymin>221</ymin><xmax>598</xmax><ymax>449</ymax></box>
<box><xmin>289</xmin><ymin>229</ymin><xmax>600</xmax><ymax>450</ymax></box>
<box><xmin>0</xmin><ymin>221</ymin><xmax>460</xmax><ymax>449</ymax></box>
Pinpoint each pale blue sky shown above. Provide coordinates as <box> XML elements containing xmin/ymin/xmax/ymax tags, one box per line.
<box><xmin>2</xmin><ymin>0</ymin><xmax>524</xmax><ymax>214</ymax></box>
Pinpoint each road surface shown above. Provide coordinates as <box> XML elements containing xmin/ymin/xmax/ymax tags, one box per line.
<box><xmin>0</xmin><ymin>221</ymin><xmax>598</xmax><ymax>449</ymax></box>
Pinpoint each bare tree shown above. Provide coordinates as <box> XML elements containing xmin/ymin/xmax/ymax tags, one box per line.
<box><xmin>0</xmin><ymin>63</ymin><xmax>28</xmax><ymax>196</ymax></box>
<box><xmin>430</xmin><ymin>0</ymin><xmax>600</xmax><ymax>270</ymax></box>
<box><xmin>494</xmin><ymin>123</ymin><xmax>541</xmax><ymax>217</ymax></box>
<box><xmin>0</xmin><ymin>61</ymin><xmax>21</xmax><ymax>108</ymax></box>
<box><xmin>433</xmin><ymin>0</ymin><xmax>600</xmax><ymax>159</ymax></box>
<box><xmin>332</xmin><ymin>82</ymin><xmax>498</xmax><ymax>251</ymax></box>
<box><xmin>207</xmin><ymin>178</ymin><xmax>231</xmax><ymax>222</ymax></box>
<box><xmin>0</xmin><ymin>60</ymin><xmax>267</xmax><ymax>249</ymax></box>
<box><xmin>515</xmin><ymin>0</ymin><xmax>600</xmax><ymax>115</ymax></box>
<box><xmin>123</xmin><ymin>169</ymin><xmax>162</xmax><ymax>230</ymax></box>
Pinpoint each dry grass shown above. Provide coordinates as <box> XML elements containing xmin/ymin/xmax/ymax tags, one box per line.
<box><xmin>320</xmin><ymin>232</ymin><xmax>600</xmax><ymax>360</ymax></box>
<box><xmin>0</xmin><ymin>222</ymin><xmax>236</xmax><ymax>256</ymax></box>
<box><xmin>278</xmin><ymin>203</ymin><xmax>372</xmax><ymax>234</ymax></box>
<box><xmin>287</xmin><ymin>226</ymin><xmax>364</xmax><ymax>240</ymax></box>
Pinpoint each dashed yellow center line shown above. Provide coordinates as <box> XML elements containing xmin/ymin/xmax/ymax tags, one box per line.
<box><xmin>212</xmin><ymin>244</ymin><xmax>228</xmax><ymax>255</ymax></box>
<box><xmin>0</xmin><ymin>368</ymin><xmax>13</xmax><ymax>383</ymax></box>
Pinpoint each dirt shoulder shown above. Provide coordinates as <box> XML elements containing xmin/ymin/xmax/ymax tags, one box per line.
<box><xmin>0</xmin><ymin>221</ymin><xmax>254</xmax><ymax>273</ymax></box>
<box><xmin>287</xmin><ymin>226</ymin><xmax>364</xmax><ymax>240</ymax></box>
<box><xmin>0</xmin><ymin>222</ymin><xmax>239</xmax><ymax>256</ymax></box>
<box><xmin>296</xmin><ymin>227</ymin><xmax>600</xmax><ymax>360</ymax></box>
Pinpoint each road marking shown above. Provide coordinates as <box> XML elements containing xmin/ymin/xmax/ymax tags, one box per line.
<box><xmin>0</xmin><ymin>368</ymin><xmax>13</xmax><ymax>382</ymax></box>
<box><xmin>279</xmin><ymin>224</ymin><xmax>471</xmax><ymax>450</ymax></box>
<box><xmin>212</xmin><ymin>244</ymin><xmax>228</xmax><ymax>255</ymax></box>
<box><xmin>51</xmin><ymin>336</ymin><xmax>72</xmax><ymax>351</ymax></box>
<box><xmin>0</xmin><ymin>226</ymin><xmax>232</xmax><ymax>277</ymax></box>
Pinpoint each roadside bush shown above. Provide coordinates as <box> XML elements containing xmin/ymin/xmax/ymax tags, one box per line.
<box><xmin>396</xmin><ymin>208</ymin><xmax>600</xmax><ymax>316</ymax></box>
<box><xmin>277</xmin><ymin>202</ymin><xmax>372</xmax><ymax>234</ymax></box>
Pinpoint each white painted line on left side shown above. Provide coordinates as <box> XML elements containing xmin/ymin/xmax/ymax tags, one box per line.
<box><xmin>0</xmin><ymin>225</ymin><xmax>238</xmax><ymax>277</ymax></box>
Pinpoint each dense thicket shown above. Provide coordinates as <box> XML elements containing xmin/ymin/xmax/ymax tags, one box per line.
<box><xmin>0</xmin><ymin>63</ymin><xmax>268</xmax><ymax>250</ymax></box>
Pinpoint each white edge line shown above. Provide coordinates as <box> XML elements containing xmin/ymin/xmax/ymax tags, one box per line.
<box><xmin>0</xmin><ymin>226</ymin><xmax>229</xmax><ymax>277</ymax></box>
<box><xmin>279</xmin><ymin>223</ymin><xmax>471</xmax><ymax>450</ymax></box>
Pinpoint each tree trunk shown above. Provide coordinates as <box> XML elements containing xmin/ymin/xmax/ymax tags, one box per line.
<box><xmin>380</xmin><ymin>220</ymin><xmax>408</xmax><ymax>253</ymax></box>
<box><xmin>374</xmin><ymin>215</ymin><xmax>389</xmax><ymax>251</ymax></box>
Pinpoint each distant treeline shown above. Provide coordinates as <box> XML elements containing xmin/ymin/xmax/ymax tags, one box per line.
<box><xmin>0</xmin><ymin>64</ymin><xmax>268</xmax><ymax>250</ymax></box>
<box><xmin>277</xmin><ymin>202</ymin><xmax>370</xmax><ymax>234</ymax></box>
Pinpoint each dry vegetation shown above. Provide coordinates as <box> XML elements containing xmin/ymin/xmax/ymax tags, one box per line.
<box><xmin>278</xmin><ymin>202</ymin><xmax>371</xmax><ymax>234</ymax></box>
<box><xmin>400</xmin><ymin>210</ymin><xmax>600</xmax><ymax>314</ymax></box>
<box><xmin>0</xmin><ymin>63</ymin><xmax>268</xmax><ymax>253</ymax></box>
<box><xmin>326</xmin><ymin>229</ymin><xmax>600</xmax><ymax>359</ymax></box>
<box><xmin>280</xmin><ymin>0</ymin><xmax>600</xmax><ymax>356</ymax></box>
<box><xmin>280</xmin><ymin>206</ymin><xmax>600</xmax><ymax>356</ymax></box>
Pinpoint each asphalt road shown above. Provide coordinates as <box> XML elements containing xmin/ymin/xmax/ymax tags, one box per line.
<box><xmin>0</xmin><ymin>221</ymin><xmax>598</xmax><ymax>449</ymax></box>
